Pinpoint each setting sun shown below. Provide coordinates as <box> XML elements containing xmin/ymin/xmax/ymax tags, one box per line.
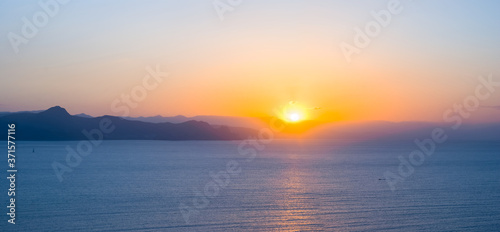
<box><xmin>277</xmin><ymin>101</ymin><xmax>310</xmax><ymax>123</ymax></box>
<box><xmin>288</xmin><ymin>113</ymin><xmax>301</xmax><ymax>122</ymax></box>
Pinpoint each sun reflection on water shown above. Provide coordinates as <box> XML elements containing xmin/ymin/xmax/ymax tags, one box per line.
<box><xmin>266</xmin><ymin>155</ymin><xmax>326</xmax><ymax>231</ymax></box>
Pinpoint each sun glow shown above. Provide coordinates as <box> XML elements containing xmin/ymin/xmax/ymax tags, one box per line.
<box><xmin>277</xmin><ymin>101</ymin><xmax>309</xmax><ymax>123</ymax></box>
<box><xmin>288</xmin><ymin>112</ymin><xmax>301</xmax><ymax>122</ymax></box>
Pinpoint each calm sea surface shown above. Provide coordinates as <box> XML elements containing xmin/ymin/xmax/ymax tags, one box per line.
<box><xmin>1</xmin><ymin>140</ymin><xmax>499</xmax><ymax>231</ymax></box>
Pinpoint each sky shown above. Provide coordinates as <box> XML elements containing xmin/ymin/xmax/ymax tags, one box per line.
<box><xmin>1</xmin><ymin>0</ymin><xmax>499</xmax><ymax>123</ymax></box>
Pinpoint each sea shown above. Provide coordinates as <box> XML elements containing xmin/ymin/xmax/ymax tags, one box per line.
<box><xmin>1</xmin><ymin>140</ymin><xmax>499</xmax><ymax>231</ymax></box>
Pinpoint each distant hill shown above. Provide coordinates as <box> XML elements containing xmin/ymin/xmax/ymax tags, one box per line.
<box><xmin>0</xmin><ymin>106</ymin><xmax>256</xmax><ymax>141</ymax></box>
<box><xmin>307</xmin><ymin>121</ymin><xmax>500</xmax><ymax>141</ymax></box>
<box><xmin>0</xmin><ymin>110</ymin><xmax>43</xmax><ymax>117</ymax></box>
<box><xmin>74</xmin><ymin>113</ymin><xmax>93</xmax><ymax>118</ymax></box>
<box><xmin>122</xmin><ymin>115</ymin><xmax>265</xmax><ymax>129</ymax></box>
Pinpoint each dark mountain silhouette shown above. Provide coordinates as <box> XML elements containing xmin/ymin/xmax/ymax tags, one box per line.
<box><xmin>0</xmin><ymin>106</ymin><xmax>256</xmax><ymax>141</ymax></box>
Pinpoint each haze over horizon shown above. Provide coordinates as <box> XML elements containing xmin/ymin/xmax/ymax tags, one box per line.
<box><xmin>1</xmin><ymin>0</ymin><xmax>500</xmax><ymax>124</ymax></box>
<box><xmin>3</xmin><ymin>105</ymin><xmax>500</xmax><ymax>126</ymax></box>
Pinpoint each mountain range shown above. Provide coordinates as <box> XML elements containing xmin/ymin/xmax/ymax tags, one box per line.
<box><xmin>0</xmin><ymin>106</ymin><xmax>255</xmax><ymax>141</ymax></box>
<box><xmin>1</xmin><ymin>106</ymin><xmax>499</xmax><ymax>141</ymax></box>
